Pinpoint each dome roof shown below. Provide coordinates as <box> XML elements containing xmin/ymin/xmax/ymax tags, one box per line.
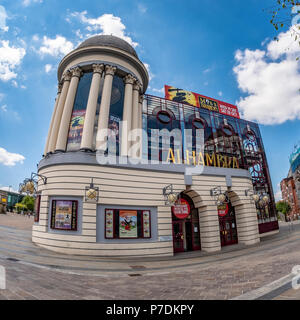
<box><xmin>77</xmin><ymin>35</ymin><xmax>138</xmax><ymax>58</ymax></box>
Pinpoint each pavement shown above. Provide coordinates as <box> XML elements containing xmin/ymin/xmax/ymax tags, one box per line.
<box><xmin>0</xmin><ymin>212</ymin><xmax>300</xmax><ymax>300</ymax></box>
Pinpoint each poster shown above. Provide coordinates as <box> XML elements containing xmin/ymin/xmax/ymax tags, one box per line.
<box><xmin>107</xmin><ymin>115</ymin><xmax>120</xmax><ymax>154</ymax></box>
<box><xmin>51</xmin><ymin>200</ymin><xmax>77</xmax><ymax>230</ymax></box>
<box><xmin>105</xmin><ymin>209</ymin><xmax>114</xmax><ymax>238</ymax></box>
<box><xmin>119</xmin><ymin>210</ymin><xmax>137</xmax><ymax>238</ymax></box>
<box><xmin>67</xmin><ymin>110</ymin><xmax>85</xmax><ymax>151</ymax></box>
<box><xmin>165</xmin><ymin>85</ymin><xmax>240</xmax><ymax>119</ymax></box>
<box><xmin>143</xmin><ymin>211</ymin><xmax>151</xmax><ymax>238</ymax></box>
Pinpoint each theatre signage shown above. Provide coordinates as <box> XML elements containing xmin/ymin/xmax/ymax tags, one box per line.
<box><xmin>172</xmin><ymin>199</ymin><xmax>190</xmax><ymax>219</ymax></box>
<box><xmin>166</xmin><ymin>148</ymin><xmax>240</xmax><ymax>169</ymax></box>
<box><xmin>164</xmin><ymin>85</ymin><xmax>240</xmax><ymax>119</ymax></box>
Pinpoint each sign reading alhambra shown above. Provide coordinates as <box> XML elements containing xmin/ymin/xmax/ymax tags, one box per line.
<box><xmin>165</xmin><ymin>85</ymin><xmax>240</xmax><ymax>119</ymax></box>
<box><xmin>166</xmin><ymin>149</ymin><xmax>240</xmax><ymax>169</ymax></box>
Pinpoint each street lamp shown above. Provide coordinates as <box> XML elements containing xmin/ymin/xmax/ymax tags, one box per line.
<box><xmin>163</xmin><ymin>184</ymin><xmax>180</xmax><ymax>205</ymax></box>
<box><xmin>210</xmin><ymin>186</ymin><xmax>229</xmax><ymax>206</ymax></box>
<box><xmin>85</xmin><ymin>178</ymin><xmax>99</xmax><ymax>202</ymax></box>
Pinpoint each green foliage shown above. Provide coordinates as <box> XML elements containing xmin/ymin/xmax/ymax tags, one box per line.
<box><xmin>15</xmin><ymin>203</ymin><xmax>27</xmax><ymax>213</ymax></box>
<box><xmin>276</xmin><ymin>200</ymin><xmax>291</xmax><ymax>216</ymax></box>
<box><xmin>21</xmin><ymin>195</ymin><xmax>35</xmax><ymax>212</ymax></box>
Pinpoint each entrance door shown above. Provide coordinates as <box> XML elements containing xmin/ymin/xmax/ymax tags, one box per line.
<box><xmin>219</xmin><ymin>204</ymin><xmax>238</xmax><ymax>246</ymax></box>
<box><xmin>172</xmin><ymin>221</ymin><xmax>184</xmax><ymax>252</ymax></box>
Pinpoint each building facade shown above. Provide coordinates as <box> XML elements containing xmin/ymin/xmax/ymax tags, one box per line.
<box><xmin>32</xmin><ymin>35</ymin><xmax>278</xmax><ymax>257</ymax></box>
<box><xmin>0</xmin><ymin>190</ymin><xmax>8</xmax><ymax>214</ymax></box>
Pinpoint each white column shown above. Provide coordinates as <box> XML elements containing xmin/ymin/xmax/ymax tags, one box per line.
<box><xmin>121</xmin><ymin>74</ymin><xmax>135</xmax><ymax>157</ymax></box>
<box><xmin>131</xmin><ymin>81</ymin><xmax>141</xmax><ymax>132</ymax></box>
<box><xmin>55</xmin><ymin>67</ymin><xmax>82</xmax><ymax>152</ymax></box>
<box><xmin>130</xmin><ymin>81</ymin><xmax>142</xmax><ymax>158</ymax></box>
<box><xmin>95</xmin><ymin>65</ymin><xmax>116</xmax><ymax>151</ymax></box>
<box><xmin>48</xmin><ymin>71</ymin><xmax>72</xmax><ymax>153</ymax></box>
<box><xmin>138</xmin><ymin>95</ymin><xmax>143</xmax><ymax>158</ymax></box>
<box><xmin>80</xmin><ymin>64</ymin><xmax>104</xmax><ymax>151</ymax></box>
<box><xmin>44</xmin><ymin>82</ymin><xmax>62</xmax><ymax>155</ymax></box>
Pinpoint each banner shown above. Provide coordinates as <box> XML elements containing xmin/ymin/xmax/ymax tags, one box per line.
<box><xmin>165</xmin><ymin>85</ymin><xmax>240</xmax><ymax>119</ymax></box>
<box><xmin>67</xmin><ymin>110</ymin><xmax>85</xmax><ymax>151</ymax></box>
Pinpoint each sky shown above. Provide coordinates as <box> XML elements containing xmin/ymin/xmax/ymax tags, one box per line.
<box><xmin>0</xmin><ymin>0</ymin><xmax>299</xmax><ymax>200</ymax></box>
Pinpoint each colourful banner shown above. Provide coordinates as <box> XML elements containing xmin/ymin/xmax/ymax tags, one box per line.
<box><xmin>67</xmin><ymin>110</ymin><xmax>85</xmax><ymax>151</ymax></box>
<box><xmin>164</xmin><ymin>85</ymin><xmax>240</xmax><ymax>119</ymax></box>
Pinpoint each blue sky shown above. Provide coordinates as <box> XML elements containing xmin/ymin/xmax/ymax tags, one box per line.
<box><xmin>0</xmin><ymin>0</ymin><xmax>299</xmax><ymax>200</ymax></box>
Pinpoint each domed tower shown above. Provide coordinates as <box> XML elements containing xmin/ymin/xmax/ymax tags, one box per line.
<box><xmin>44</xmin><ymin>35</ymin><xmax>148</xmax><ymax>156</ymax></box>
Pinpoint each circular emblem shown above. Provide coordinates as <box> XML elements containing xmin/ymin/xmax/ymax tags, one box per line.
<box><xmin>218</xmin><ymin>203</ymin><xmax>229</xmax><ymax>217</ymax></box>
<box><xmin>172</xmin><ymin>199</ymin><xmax>190</xmax><ymax>219</ymax></box>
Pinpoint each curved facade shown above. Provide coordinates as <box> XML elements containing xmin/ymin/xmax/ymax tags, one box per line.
<box><xmin>32</xmin><ymin>35</ymin><xmax>278</xmax><ymax>257</ymax></box>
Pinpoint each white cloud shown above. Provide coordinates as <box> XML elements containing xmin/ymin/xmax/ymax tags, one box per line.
<box><xmin>22</xmin><ymin>0</ymin><xmax>43</xmax><ymax>7</ymax></box>
<box><xmin>203</xmin><ymin>68</ymin><xmax>211</xmax><ymax>74</ymax></box>
<box><xmin>1</xmin><ymin>104</ymin><xmax>7</xmax><ymax>112</ymax></box>
<box><xmin>274</xmin><ymin>188</ymin><xmax>282</xmax><ymax>202</ymax></box>
<box><xmin>45</xmin><ymin>64</ymin><xmax>52</xmax><ymax>73</ymax></box>
<box><xmin>0</xmin><ymin>147</ymin><xmax>25</xmax><ymax>166</ymax></box>
<box><xmin>39</xmin><ymin>35</ymin><xmax>74</xmax><ymax>57</ymax></box>
<box><xmin>0</xmin><ymin>5</ymin><xmax>8</xmax><ymax>32</ymax></box>
<box><xmin>218</xmin><ymin>91</ymin><xmax>223</xmax><ymax>97</ymax></box>
<box><xmin>0</xmin><ymin>40</ymin><xmax>26</xmax><ymax>82</ymax></box>
<box><xmin>152</xmin><ymin>87</ymin><xmax>164</xmax><ymax>94</ymax></box>
<box><xmin>70</xmin><ymin>12</ymin><xmax>138</xmax><ymax>48</ymax></box>
<box><xmin>143</xmin><ymin>62</ymin><xmax>153</xmax><ymax>81</ymax></box>
<box><xmin>12</xmin><ymin>80</ymin><xmax>18</xmax><ymax>87</ymax></box>
<box><xmin>32</xmin><ymin>34</ymin><xmax>39</xmax><ymax>41</ymax></box>
<box><xmin>234</xmin><ymin>25</ymin><xmax>300</xmax><ymax>125</ymax></box>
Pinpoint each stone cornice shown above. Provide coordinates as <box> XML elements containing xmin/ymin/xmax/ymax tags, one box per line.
<box><xmin>57</xmin><ymin>46</ymin><xmax>149</xmax><ymax>93</ymax></box>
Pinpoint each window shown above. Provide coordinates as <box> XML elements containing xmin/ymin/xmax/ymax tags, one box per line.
<box><xmin>105</xmin><ymin>209</ymin><xmax>151</xmax><ymax>239</ymax></box>
<box><xmin>50</xmin><ymin>200</ymin><xmax>78</xmax><ymax>231</ymax></box>
<box><xmin>157</xmin><ymin>110</ymin><xmax>172</xmax><ymax>124</ymax></box>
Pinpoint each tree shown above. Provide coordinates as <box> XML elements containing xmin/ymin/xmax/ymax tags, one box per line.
<box><xmin>276</xmin><ymin>200</ymin><xmax>292</xmax><ymax>220</ymax></box>
<box><xmin>15</xmin><ymin>203</ymin><xmax>27</xmax><ymax>213</ymax></box>
<box><xmin>21</xmin><ymin>195</ymin><xmax>35</xmax><ymax>212</ymax></box>
<box><xmin>268</xmin><ymin>1</ymin><xmax>300</xmax><ymax>47</ymax></box>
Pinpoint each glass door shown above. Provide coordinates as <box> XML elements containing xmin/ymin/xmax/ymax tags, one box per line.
<box><xmin>172</xmin><ymin>221</ymin><xmax>184</xmax><ymax>252</ymax></box>
<box><xmin>219</xmin><ymin>204</ymin><xmax>238</xmax><ymax>247</ymax></box>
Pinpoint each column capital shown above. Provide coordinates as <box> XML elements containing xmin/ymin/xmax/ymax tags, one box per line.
<box><xmin>62</xmin><ymin>70</ymin><xmax>72</xmax><ymax>82</ymax></box>
<box><xmin>124</xmin><ymin>74</ymin><xmax>136</xmax><ymax>85</ymax></box>
<box><xmin>57</xmin><ymin>82</ymin><xmax>63</xmax><ymax>94</ymax></box>
<box><xmin>92</xmin><ymin>64</ymin><xmax>104</xmax><ymax>74</ymax></box>
<box><xmin>133</xmin><ymin>81</ymin><xmax>142</xmax><ymax>92</ymax></box>
<box><xmin>70</xmin><ymin>67</ymin><xmax>83</xmax><ymax>78</ymax></box>
<box><xmin>105</xmin><ymin>65</ymin><xmax>117</xmax><ymax>76</ymax></box>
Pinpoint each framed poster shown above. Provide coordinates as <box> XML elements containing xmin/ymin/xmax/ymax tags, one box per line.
<box><xmin>142</xmin><ymin>211</ymin><xmax>151</xmax><ymax>238</ymax></box>
<box><xmin>105</xmin><ymin>209</ymin><xmax>114</xmax><ymax>238</ymax></box>
<box><xmin>119</xmin><ymin>210</ymin><xmax>138</xmax><ymax>238</ymax></box>
<box><xmin>51</xmin><ymin>200</ymin><xmax>77</xmax><ymax>230</ymax></box>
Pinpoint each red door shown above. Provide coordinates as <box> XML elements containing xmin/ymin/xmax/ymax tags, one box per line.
<box><xmin>219</xmin><ymin>205</ymin><xmax>238</xmax><ymax>247</ymax></box>
<box><xmin>172</xmin><ymin>221</ymin><xmax>184</xmax><ymax>252</ymax></box>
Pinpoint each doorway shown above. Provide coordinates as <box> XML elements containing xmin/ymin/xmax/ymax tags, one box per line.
<box><xmin>172</xmin><ymin>193</ymin><xmax>201</xmax><ymax>253</ymax></box>
<box><xmin>218</xmin><ymin>201</ymin><xmax>238</xmax><ymax>246</ymax></box>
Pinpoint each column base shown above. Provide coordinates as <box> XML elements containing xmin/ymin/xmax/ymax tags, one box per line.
<box><xmin>54</xmin><ymin>149</ymin><xmax>65</xmax><ymax>153</ymax></box>
<box><xmin>80</xmin><ymin>148</ymin><xmax>94</xmax><ymax>153</ymax></box>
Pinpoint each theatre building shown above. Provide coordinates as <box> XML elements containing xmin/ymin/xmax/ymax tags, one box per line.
<box><xmin>32</xmin><ymin>35</ymin><xmax>279</xmax><ymax>257</ymax></box>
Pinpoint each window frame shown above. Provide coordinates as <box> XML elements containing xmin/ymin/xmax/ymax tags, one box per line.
<box><xmin>104</xmin><ymin>208</ymin><xmax>151</xmax><ymax>239</ymax></box>
<box><xmin>50</xmin><ymin>199</ymin><xmax>78</xmax><ymax>231</ymax></box>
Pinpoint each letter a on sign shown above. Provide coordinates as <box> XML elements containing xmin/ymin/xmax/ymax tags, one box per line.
<box><xmin>0</xmin><ymin>265</ymin><xmax>6</xmax><ymax>290</ymax></box>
